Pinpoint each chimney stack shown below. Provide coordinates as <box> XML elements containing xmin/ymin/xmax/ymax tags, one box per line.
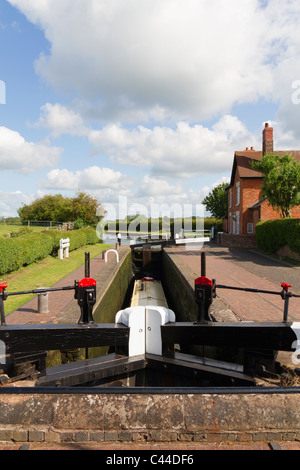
<box><xmin>262</xmin><ymin>122</ymin><xmax>273</xmax><ymax>155</ymax></box>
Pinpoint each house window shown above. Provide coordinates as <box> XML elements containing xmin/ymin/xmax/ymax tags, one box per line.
<box><xmin>232</xmin><ymin>212</ymin><xmax>239</xmax><ymax>235</ymax></box>
<box><xmin>229</xmin><ymin>190</ymin><xmax>232</xmax><ymax>209</ymax></box>
<box><xmin>236</xmin><ymin>182</ymin><xmax>240</xmax><ymax>206</ymax></box>
<box><xmin>247</xmin><ymin>223</ymin><xmax>254</xmax><ymax>234</ymax></box>
<box><xmin>236</xmin><ymin>212</ymin><xmax>240</xmax><ymax>235</ymax></box>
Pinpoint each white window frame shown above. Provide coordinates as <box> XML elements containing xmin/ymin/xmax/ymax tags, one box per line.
<box><xmin>236</xmin><ymin>182</ymin><xmax>240</xmax><ymax>206</ymax></box>
<box><xmin>247</xmin><ymin>223</ymin><xmax>254</xmax><ymax>234</ymax></box>
<box><xmin>236</xmin><ymin>212</ymin><xmax>240</xmax><ymax>235</ymax></box>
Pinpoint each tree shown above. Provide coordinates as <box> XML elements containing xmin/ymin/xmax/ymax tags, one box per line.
<box><xmin>70</xmin><ymin>192</ymin><xmax>100</xmax><ymax>226</ymax></box>
<box><xmin>202</xmin><ymin>183</ymin><xmax>228</xmax><ymax>219</ymax></box>
<box><xmin>251</xmin><ymin>153</ymin><xmax>300</xmax><ymax>218</ymax></box>
<box><xmin>18</xmin><ymin>194</ymin><xmax>72</xmax><ymax>222</ymax></box>
<box><xmin>18</xmin><ymin>192</ymin><xmax>104</xmax><ymax>226</ymax></box>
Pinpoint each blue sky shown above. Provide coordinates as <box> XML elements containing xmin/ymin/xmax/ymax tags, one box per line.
<box><xmin>0</xmin><ymin>0</ymin><xmax>300</xmax><ymax>219</ymax></box>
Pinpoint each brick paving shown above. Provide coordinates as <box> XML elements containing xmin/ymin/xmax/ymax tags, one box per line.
<box><xmin>167</xmin><ymin>244</ymin><xmax>300</xmax><ymax>323</ymax></box>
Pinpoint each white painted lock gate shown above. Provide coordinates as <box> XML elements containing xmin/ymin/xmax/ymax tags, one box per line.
<box><xmin>115</xmin><ymin>277</ymin><xmax>176</xmax><ymax>357</ymax></box>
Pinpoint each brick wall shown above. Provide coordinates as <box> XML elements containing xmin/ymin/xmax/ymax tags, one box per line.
<box><xmin>261</xmin><ymin>201</ymin><xmax>300</xmax><ymax>220</ymax></box>
<box><xmin>221</xmin><ymin>233</ymin><xmax>256</xmax><ymax>248</ymax></box>
<box><xmin>227</xmin><ymin>175</ymin><xmax>300</xmax><ymax>238</ymax></box>
<box><xmin>0</xmin><ymin>392</ymin><xmax>300</xmax><ymax>444</ymax></box>
<box><xmin>227</xmin><ymin>172</ymin><xmax>263</xmax><ymax>236</ymax></box>
<box><xmin>240</xmin><ymin>179</ymin><xmax>262</xmax><ymax>234</ymax></box>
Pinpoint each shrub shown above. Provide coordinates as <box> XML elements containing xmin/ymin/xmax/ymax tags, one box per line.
<box><xmin>256</xmin><ymin>219</ymin><xmax>300</xmax><ymax>255</ymax></box>
<box><xmin>0</xmin><ymin>227</ymin><xmax>100</xmax><ymax>276</ymax></box>
<box><xmin>10</xmin><ymin>227</ymin><xmax>33</xmax><ymax>238</ymax></box>
<box><xmin>0</xmin><ymin>233</ymin><xmax>53</xmax><ymax>275</ymax></box>
<box><xmin>74</xmin><ymin>218</ymin><xmax>86</xmax><ymax>230</ymax></box>
<box><xmin>0</xmin><ymin>238</ymin><xmax>23</xmax><ymax>275</ymax></box>
<box><xmin>203</xmin><ymin>218</ymin><xmax>223</xmax><ymax>232</ymax></box>
<box><xmin>42</xmin><ymin>227</ymin><xmax>99</xmax><ymax>254</ymax></box>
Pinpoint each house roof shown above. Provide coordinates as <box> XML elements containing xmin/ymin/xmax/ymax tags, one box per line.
<box><xmin>227</xmin><ymin>150</ymin><xmax>300</xmax><ymax>189</ymax></box>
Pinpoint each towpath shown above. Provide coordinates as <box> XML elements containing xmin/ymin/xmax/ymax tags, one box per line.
<box><xmin>5</xmin><ymin>250</ymin><xmax>111</xmax><ymax>325</ymax></box>
<box><xmin>166</xmin><ymin>243</ymin><xmax>300</xmax><ymax>323</ymax></box>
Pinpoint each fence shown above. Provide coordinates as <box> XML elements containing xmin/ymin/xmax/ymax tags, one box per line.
<box><xmin>0</xmin><ymin>220</ymin><xmax>75</xmax><ymax>231</ymax></box>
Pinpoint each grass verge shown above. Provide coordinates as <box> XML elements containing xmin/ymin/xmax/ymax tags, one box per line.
<box><xmin>0</xmin><ymin>243</ymin><xmax>112</xmax><ymax>315</ymax></box>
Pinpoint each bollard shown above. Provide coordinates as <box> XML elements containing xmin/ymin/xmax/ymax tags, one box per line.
<box><xmin>37</xmin><ymin>288</ymin><xmax>49</xmax><ymax>314</ymax></box>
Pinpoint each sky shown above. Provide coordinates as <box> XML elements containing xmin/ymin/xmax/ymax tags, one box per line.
<box><xmin>0</xmin><ymin>0</ymin><xmax>300</xmax><ymax>220</ymax></box>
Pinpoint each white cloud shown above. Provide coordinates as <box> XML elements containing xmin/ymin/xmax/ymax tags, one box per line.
<box><xmin>89</xmin><ymin>115</ymin><xmax>258</xmax><ymax>178</ymax></box>
<box><xmin>0</xmin><ymin>126</ymin><xmax>62</xmax><ymax>174</ymax></box>
<box><xmin>39</xmin><ymin>166</ymin><xmax>135</xmax><ymax>190</ymax></box>
<box><xmin>36</xmin><ymin>103</ymin><xmax>89</xmax><ymax>138</ymax></box>
<box><xmin>0</xmin><ymin>190</ymin><xmax>36</xmax><ymax>217</ymax></box>
<box><xmin>8</xmin><ymin>0</ymin><xmax>300</xmax><ymax>126</ymax></box>
<box><xmin>35</xmin><ymin>103</ymin><xmax>258</xmax><ymax>179</ymax></box>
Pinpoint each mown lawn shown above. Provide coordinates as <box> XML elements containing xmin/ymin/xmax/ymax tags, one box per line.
<box><xmin>0</xmin><ymin>224</ymin><xmax>46</xmax><ymax>235</ymax></box>
<box><xmin>0</xmin><ymin>243</ymin><xmax>112</xmax><ymax>315</ymax></box>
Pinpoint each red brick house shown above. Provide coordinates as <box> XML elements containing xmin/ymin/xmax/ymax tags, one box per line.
<box><xmin>223</xmin><ymin>123</ymin><xmax>300</xmax><ymax>247</ymax></box>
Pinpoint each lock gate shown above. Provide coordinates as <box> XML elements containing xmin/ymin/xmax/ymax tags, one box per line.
<box><xmin>0</xmin><ymin>250</ymin><xmax>300</xmax><ymax>391</ymax></box>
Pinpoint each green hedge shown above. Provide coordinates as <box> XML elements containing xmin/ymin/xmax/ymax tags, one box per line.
<box><xmin>256</xmin><ymin>219</ymin><xmax>300</xmax><ymax>255</ymax></box>
<box><xmin>106</xmin><ymin>218</ymin><xmax>223</xmax><ymax>233</ymax></box>
<box><xmin>0</xmin><ymin>228</ymin><xmax>99</xmax><ymax>276</ymax></box>
<box><xmin>0</xmin><ymin>233</ymin><xmax>54</xmax><ymax>275</ymax></box>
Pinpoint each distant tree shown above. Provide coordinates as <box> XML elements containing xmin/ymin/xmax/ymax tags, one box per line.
<box><xmin>202</xmin><ymin>183</ymin><xmax>228</xmax><ymax>219</ymax></box>
<box><xmin>18</xmin><ymin>192</ymin><xmax>104</xmax><ymax>226</ymax></box>
<box><xmin>18</xmin><ymin>194</ymin><xmax>71</xmax><ymax>222</ymax></box>
<box><xmin>251</xmin><ymin>153</ymin><xmax>300</xmax><ymax>218</ymax></box>
<box><xmin>70</xmin><ymin>192</ymin><xmax>100</xmax><ymax>226</ymax></box>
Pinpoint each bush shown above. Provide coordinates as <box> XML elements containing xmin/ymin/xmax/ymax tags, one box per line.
<box><xmin>42</xmin><ymin>227</ymin><xmax>99</xmax><ymax>254</ymax></box>
<box><xmin>256</xmin><ymin>219</ymin><xmax>300</xmax><ymax>255</ymax></box>
<box><xmin>74</xmin><ymin>218</ymin><xmax>86</xmax><ymax>230</ymax></box>
<box><xmin>10</xmin><ymin>227</ymin><xmax>33</xmax><ymax>238</ymax></box>
<box><xmin>0</xmin><ymin>227</ymin><xmax>100</xmax><ymax>276</ymax></box>
<box><xmin>0</xmin><ymin>233</ymin><xmax>53</xmax><ymax>275</ymax></box>
<box><xmin>203</xmin><ymin>218</ymin><xmax>223</xmax><ymax>232</ymax></box>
